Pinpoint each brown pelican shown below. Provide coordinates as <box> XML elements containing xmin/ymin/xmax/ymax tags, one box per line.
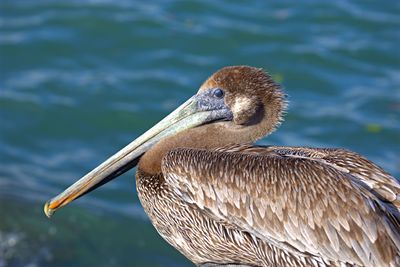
<box><xmin>44</xmin><ymin>66</ymin><xmax>400</xmax><ymax>267</ymax></box>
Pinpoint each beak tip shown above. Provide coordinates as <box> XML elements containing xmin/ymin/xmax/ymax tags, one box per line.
<box><xmin>44</xmin><ymin>201</ymin><xmax>55</xmax><ymax>218</ymax></box>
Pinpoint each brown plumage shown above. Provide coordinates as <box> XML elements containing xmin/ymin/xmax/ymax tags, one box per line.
<box><xmin>45</xmin><ymin>66</ymin><xmax>400</xmax><ymax>267</ymax></box>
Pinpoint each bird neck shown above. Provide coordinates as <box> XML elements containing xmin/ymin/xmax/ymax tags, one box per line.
<box><xmin>137</xmin><ymin>104</ymin><xmax>281</xmax><ymax>176</ymax></box>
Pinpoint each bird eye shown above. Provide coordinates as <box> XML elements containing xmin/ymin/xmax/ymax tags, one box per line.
<box><xmin>213</xmin><ymin>88</ymin><xmax>224</xmax><ymax>98</ymax></box>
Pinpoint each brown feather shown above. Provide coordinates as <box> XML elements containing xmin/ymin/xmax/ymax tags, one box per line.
<box><xmin>161</xmin><ymin>145</ymin><xmax>400</xmax><ymax>266</ymax></box>
<box><xmin>134</xmin><ymin>66</ymin><xmax>399</xmax><ymax>266</ymax></box>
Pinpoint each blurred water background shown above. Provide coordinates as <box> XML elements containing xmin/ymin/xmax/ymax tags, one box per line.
<box><xmin>0</xmin><ymin>0</ymin><xmax>399</xmax><ymax>266</ymax></box>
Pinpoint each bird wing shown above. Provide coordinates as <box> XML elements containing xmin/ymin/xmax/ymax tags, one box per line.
<box><xmin>267</xmin><ymin>146</ymin><xmax>400</xmax><ymax>210</ymax></box>
<box><xmin>161</xmin><ymin>145</ymin><xmax>400</xmax><ymax>266</ymax></box>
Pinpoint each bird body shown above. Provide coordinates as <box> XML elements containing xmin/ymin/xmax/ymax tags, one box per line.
<box><xmin>45</xmin><ymin>66</ymin><xmax>400</xmax><ymax>267</ymax></box>
<box><xmin>137</xmin><ymin>144</ymin><xmax>400</xmax><ymax>267</ymax></box>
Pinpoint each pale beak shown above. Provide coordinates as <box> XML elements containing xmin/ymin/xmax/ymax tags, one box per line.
<box><xmin>44</xmin><ymin>92</ymin><xmax>232</xmax><ymax>218</ymax></box>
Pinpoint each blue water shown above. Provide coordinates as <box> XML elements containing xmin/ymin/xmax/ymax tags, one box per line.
<box><xmin>1</xmin><ymin>1</ymin><xmax>399</xmax><ymax>266</ymax></box>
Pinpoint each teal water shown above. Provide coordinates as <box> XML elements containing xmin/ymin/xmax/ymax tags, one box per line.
<box><xmin>1</xmin><ymin>1</ymin><xmax>399</xmax><ymax>266</ymax></box>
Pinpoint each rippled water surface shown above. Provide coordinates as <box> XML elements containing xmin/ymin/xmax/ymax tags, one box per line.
<box><xmin>1</xmin><ymin>1</ymin><xmax>399</xmax><ymax>266</ymax></box>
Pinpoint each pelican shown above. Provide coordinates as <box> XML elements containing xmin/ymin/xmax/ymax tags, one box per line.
<box><xmin>44</xmin><ymin>66</ymin><xmax>400</xmax><ymax>267</ymax></box>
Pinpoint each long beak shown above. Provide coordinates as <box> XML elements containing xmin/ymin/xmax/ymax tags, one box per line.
<box><xmin>44</xmin><ymin>95</ymin><xmax>225</xmax><ymax>218</ymax></box>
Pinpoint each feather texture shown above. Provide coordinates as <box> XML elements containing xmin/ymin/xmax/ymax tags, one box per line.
<box><xmin>160</xmin><ymin>145</ymin><xmax>400</xmax><ymax>267</ymax></box>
